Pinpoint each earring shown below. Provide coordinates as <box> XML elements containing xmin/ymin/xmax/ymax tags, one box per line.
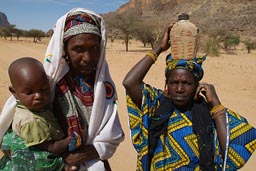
<box><xmin>63</xmin><ymin>55</ymin><xmax>70</xmax><ymax>64</ymax></box>
<box><xmin>163</xmin><ymin>90</ymin><xmax>170</xmax><ymax>98</ymax></box>
<box><xmin>163</xmin><ymin>83</ymin><xmax>170</xmax><ymax>97</ymax></box>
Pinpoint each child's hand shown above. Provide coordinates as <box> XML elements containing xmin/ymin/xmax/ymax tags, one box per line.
<box><xmin>64</xmin><ymin>164</ymin><xmax>78</xmax><ymax>171</ymax></box>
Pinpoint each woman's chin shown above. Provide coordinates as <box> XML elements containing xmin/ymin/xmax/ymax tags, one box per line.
<box><xmin>173</xmin><ymin>100</ymin><xmax>190</xmax><ymax>109</ymax></box>
<box><xmin>79</xmin><ymin>70</ymin><xmax>92</xmax><ymax>77</ymax></box>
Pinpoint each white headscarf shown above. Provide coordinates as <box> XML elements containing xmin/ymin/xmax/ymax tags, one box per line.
<box><xmin>0</xmin><ymin>8</ymin><xmax>124</xmax><ymax>170</ymax></box>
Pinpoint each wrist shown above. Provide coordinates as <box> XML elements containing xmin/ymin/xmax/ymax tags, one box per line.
<box><xmin>210</xmin><ymin>104</ymin><xmax>226</xmax><ymax>120</ymax></box>
<box><xmin>153</xmin><ymin>46</ymin><xmax>163</xmax><ymax>56</ymax></box>
<box><xmin>146</xmin><ymin>51</ymin><xmax>158</xmax><ymax>63</ymax></box>
<box><xmin>210</xmin><ymin>99</ymin><xmax>221</xmax><ymax>108</ymax></box>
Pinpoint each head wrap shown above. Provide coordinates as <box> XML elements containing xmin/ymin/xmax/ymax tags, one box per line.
<box><xmin>165</xmin><ymin>54</ymin><xmax>206</xmax><ymax>81</ymax></box>
<box><xmin>64</xmin><ymin>11</ymin><xmax>101</xmax><ymax>41</ymax></box>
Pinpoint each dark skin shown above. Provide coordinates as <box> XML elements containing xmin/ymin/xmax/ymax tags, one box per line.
<box><xmin>65</xmin><ymin>33</ymin><xmax>101</xmax><ymax>83</ymax></box>
<box><xmin>61</xmin><ymin>33</ymin><xmax>101</xmax><ymax>170</ymax></box>
<box><xmin>123</xmin><ymin>24</ymin><xmax>227</xmax><ymax>156</ymax></box>
<box><xmin>8</xmin><ymin>57</ymin><xmax>70</xmax><ymax>156</ymax></box>
<box><xmin>166</xmin><ymin>69</ymin><xmax>198</xmax><ymax>111</ymax></box>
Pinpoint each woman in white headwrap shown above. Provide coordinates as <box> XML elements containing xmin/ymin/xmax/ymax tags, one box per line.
<box><xmin>0</xmin><ymin>8</ymin><xmax>124</xmax><ymax>171</ymax></box>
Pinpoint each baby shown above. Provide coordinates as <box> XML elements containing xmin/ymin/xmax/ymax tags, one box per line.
<box><xmin>7</xmin><ymin>57</ymin><xmax>71</xmax><ymax>170</ymax></box>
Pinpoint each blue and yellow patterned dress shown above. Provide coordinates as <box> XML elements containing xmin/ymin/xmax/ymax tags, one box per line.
<box><xmin>126</xmin><ymin>83</ymin><xmax>256</xmax><ymax>171</ymax></box>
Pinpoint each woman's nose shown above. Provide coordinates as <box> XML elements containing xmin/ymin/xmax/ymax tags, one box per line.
<box><xmin>176</xmin><ymin>83</ymin><xmax>184</xmax><ymax>93</ymax></box>
<box><xmin>82</xmin><ymin>52</ymin><xmax>92</xmax><ymax>63</ymax></box>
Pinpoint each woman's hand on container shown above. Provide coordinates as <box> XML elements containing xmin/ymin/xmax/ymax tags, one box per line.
<box><xmin>154</xmin><ymin>23</ymin><xmax>174</xmax><ymax>55</ymax></box>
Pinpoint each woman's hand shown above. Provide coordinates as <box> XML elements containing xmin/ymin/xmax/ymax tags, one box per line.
<box><xmin>62</xmin><ymin>144</ymin><xmax>99</xmax><ymax>166</ymax></box>
<box><xmin>63</xmin><ymin>165</ymin><xmax>78</xmax><ymax>171</ymax></box>
<box><xmin>195</xmin><ymin>82</ymin><xmax>221</xmax><ymax>107</ymax></box>
<box><xmin>154</xmin><ymin>23</ymin><xmax>174</xmax><ymax>55</ymax></box>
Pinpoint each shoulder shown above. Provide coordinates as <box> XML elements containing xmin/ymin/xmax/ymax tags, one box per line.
<box><xmin>12</xmin><ymin>107</ymin><xmax>37</xmax><ymax>136</ymax></box>
<box><xmin>13</xmin><ymin>107</ymin><xmax>36</xmax><ymax>125</ymax></box>
<box><xmin>143</xmin><ymin>83</ymin><xmax>163</xmax><ymax>100</ymax></box>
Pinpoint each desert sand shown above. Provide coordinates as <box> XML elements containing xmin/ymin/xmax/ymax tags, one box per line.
<box><xmin>0</xmin><ymin>37</ymin><xmax>255</xmax><ymax>170</ymax></box>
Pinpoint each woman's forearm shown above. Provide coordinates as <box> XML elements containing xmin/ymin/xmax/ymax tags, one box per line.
<box><xmin>122</xmin><ymin>55</ymin><xmax>155</xmax><ymax>106</ymax></box>
<box><xmin>214</xmin><ymin>113</ymin><xmax>227</xmax><ymax>154</ymax></box>
<box><xmin>62</xmin><ymin>144</ymin><xmax>99</xmax><ymax>166</ymax></box>
<box><xmin>122</xmin><ymin>25</ymin><xmax>172</xmax><ymax>106</ymax></box>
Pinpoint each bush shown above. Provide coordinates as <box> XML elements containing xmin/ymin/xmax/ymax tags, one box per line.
<box><xmin>223</xmin><ymin>33</ymin><xmax>240</xmax><ymax>50</ymax></box>
<box><xmin>203</xmin><ymin>38</ymin><xmax>219</xmax><ymax>56</ymax></box>
<box><xmin>243</xmin><ymin>39</ymin><xmax>256</xmax><ymax>53</ymax></box>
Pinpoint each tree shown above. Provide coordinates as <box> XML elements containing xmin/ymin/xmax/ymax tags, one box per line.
<box><xmin>243</xmin><ymin>39</ymin><xmax>256</xmax><ymax>53</ymax></box>
<box><xmin>0</xmin><ymin>27</ymin><xmax>4</xmax><ymax>38</ymax></box>
<box><xmin>26</xmin><ymin>29</ymin><xmax>46</xmax><ymax>42</ymax></box>
<box><xmin>12</xmin><ymin>28</ymin><xmax>23</xmax><ymax>40</ymax></box>
<box><xmin>203</xmin><ymin>37</ymin><xmax>220</xmax><ymax>56</ymax></box>
<box><xmin>46</xmin><ymin>29</ymin><xmax>54</xmax><ymax>37</ymax></box>
<box><xmin>133</xmin><ymin>20</ymin><xmax>163</xmax><ymax>49</ymax></box>
<box><xmin>106</xmin><ymin>10</ymin><xmax>140</xmax><ymax>51</ymax></box>
<box><xmin>223</xmin><ymin>33</ymin><xmax>240</xmax><ymax>51</ymax></box>
<box><xmin>0</xmin><ymin>25</ymin><xmax>16</xmax><ymax>40</ymax></box>
<box><xmin>204</xmin><ymin>29</ymin><xmax>241</xmax><ymax>55</ymax></box>
<box><xmin>203</xmin><ymin>29</ymin><xmax>227</xmax><ymax>56</ymax></box>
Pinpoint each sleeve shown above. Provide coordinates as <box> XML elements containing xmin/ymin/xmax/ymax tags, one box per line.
<box><xmin>20</xmin><ymin>119</ymin><xmax>53</xmax><ymax>147</ymax></box>
<box><xmin>225</xmin><ymin>109</ymin><xmax>256</xmax><ymax>170</ymax></box>
<box><xmin>126</xmin><ymin>83</ymin><xmax>162</xmax><ymax>152</ymax></box>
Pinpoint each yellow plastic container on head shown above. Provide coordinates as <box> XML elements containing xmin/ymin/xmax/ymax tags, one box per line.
<box><xmin>170</xmin><ymin>13</ymin><xmax>199</xmax><ymax>60</ymax></box>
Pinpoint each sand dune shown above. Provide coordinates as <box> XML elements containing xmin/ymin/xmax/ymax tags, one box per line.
<box><xmin>0</xmin><ymin>38</ymin><xmax>255</xmax><ymax>170</ymax></box>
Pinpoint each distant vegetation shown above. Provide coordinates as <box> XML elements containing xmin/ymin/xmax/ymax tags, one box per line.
<box><xmin>105</xmin><ymin>9</ymin><xmax>165</xmax><ymax>51</ymax></box>
<box><xmin>105</xmin><ymin>11</ymin><xmax>256</xmax><ymax>55</ymax></box>
<box><xmin>0</xmin><ymin>24</ymin><xmax>47</xmax><ymax>42</ymax></box>
<box><xmin>203</xmin><ymin>29</ymin><xmax>242</xmax><ymax>56</ymax></box>
<box><xmin>103</xmin><ymin>0</ymin><xmax>256</xmax><ymax>55</ymax></box>
<box><xmin>1</xmin><ymin>14</ymin><xmax>255</xmax><ymax>56</ymax></box>
<box><xmin>1</xmin><ymin>0</ymin><xmax>256</xmax><ymax>55</ymax></box>
<box><xmin>243</xmin><ymin>39</ymin><xmax>256</xmax><ymax>54</ymax></box>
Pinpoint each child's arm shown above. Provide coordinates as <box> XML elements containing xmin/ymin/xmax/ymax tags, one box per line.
<box><xmin>35</xmin><ymin>137</ymin><xmax>70</xmax><ymax>155</ymax></box>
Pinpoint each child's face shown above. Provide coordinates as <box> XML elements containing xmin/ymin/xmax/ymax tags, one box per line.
<box><xmin>11</xmin><ymin>69</ymin><xmax>51</xmax><ymax>111</ymax></box>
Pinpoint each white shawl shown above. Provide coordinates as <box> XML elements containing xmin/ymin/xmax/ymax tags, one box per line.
<box><xmin>0</xmin><ymin>8</ymin><xmax>124</xmax><ymax>171</ymax></box>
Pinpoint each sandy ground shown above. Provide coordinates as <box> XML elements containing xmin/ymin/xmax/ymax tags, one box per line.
<box><xmin>0</xmin><ymin>37</ymin><xmax>255</xmax><ymax>170</ymax></box>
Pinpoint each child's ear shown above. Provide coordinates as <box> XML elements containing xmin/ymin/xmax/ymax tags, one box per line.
<box><xmin>9</xmin><ymin>86</ymin><xmax>17</xmax><ymax>99</ymax></box>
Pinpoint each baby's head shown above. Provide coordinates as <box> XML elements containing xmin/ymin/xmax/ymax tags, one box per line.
<box><xmin>8</xmin><ymin>57</ymin><xmax>50</xmax><ymax>111</ymax></box>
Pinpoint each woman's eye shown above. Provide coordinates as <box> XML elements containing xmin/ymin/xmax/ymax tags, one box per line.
<box><xmin>169</xmin><ymin>81</ymin><xmax>177</xmax><ymax>85</ymax></box>
<box><xmin>94</xmin><ymin>45</ymin><xmax>100</xmax><ymax>50</ymax></box>
<box><xmin>73</xmin><ymin>46</ymin><xmax>83</xmax><ymax>53</ymax></box>
<box><xmin>183</xmin><ymin>81</ymin><xmax>192</xmax><ymax>85</ymax></box>
<box><xmin>42</xmin><ymin>88</ymin><xmax>49</xmax><ymax>92</ymax></box>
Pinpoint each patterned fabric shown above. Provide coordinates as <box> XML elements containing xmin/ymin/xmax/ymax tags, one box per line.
<box><xmin>165</xmin><ymin>54</ymin><xmax>206</xmax><ymax>81</ymax></box>
<box><xmin>43</xmin><ymin>8</ymin><xmax>124</xmax><ymax>170</ymax></box>
<box><xmin>54</xmin><ymin>72</ymin><xmax>94</xmax><ymax>151</ymax></box>
<box><xmin>64</xmin><ymin>11</ymin><xmax>101</xmax><ymax>41</ymax></box>
<box><xmin>43</xmin><ymin>7</ymin><xmax>124</xmax><ymax>156</ymax></box>
<box><xmin>0</xmin><ymin>131</ymin><xmax>63</xmax><ymax>171</ymax></box>
<box><xmin>126</xmin><ymin>83</ymin><xmax>256</xmax><ymax>171</ymax></box>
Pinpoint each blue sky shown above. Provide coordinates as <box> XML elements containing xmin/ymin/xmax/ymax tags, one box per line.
<box><xmin>0</xmin><ymin>0</ymin><xmax>129</xmax><ymax>31</ymax></box>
